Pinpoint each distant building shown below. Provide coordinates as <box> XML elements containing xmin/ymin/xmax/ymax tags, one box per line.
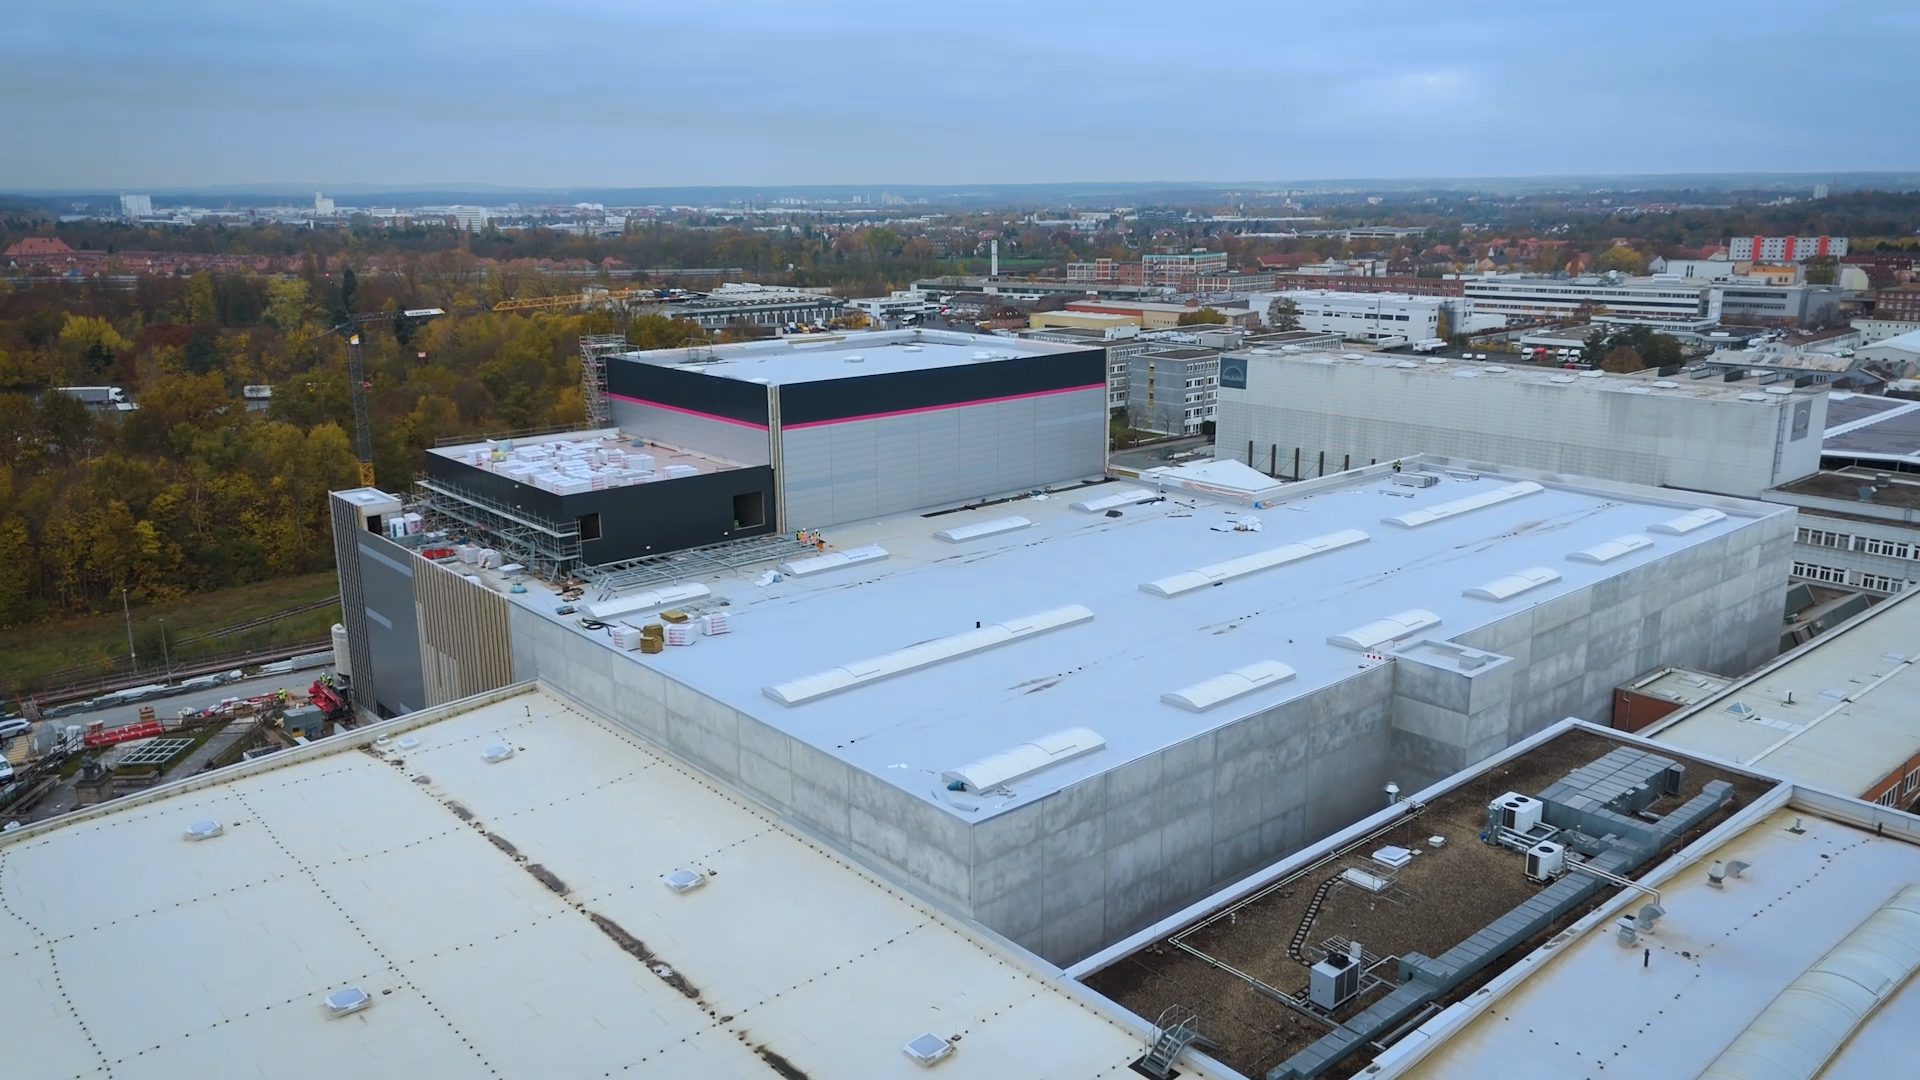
<box><xmin>1140</xmin><ymin>250</ymin><xmax>1227</xmax><ymax>288</ymax></box>
<box><xmin>664</xmin><ymin>284</ymin><xmax>845</xmax><ymax>330</ymax></box>
<box><xmin>1728</xmin><ymin>235</ymin><xmax>1847</xmax><ymax>261</ymax></box>
<box><xmin>1250</xmin><ymin>289</ymin><xmax>1451</xmax><ymax>345</ymax></box>
<box><xmin>447</xmin><ymin>205</ymin><xmax>490</xmax><ymax>232</ymax></box>
<box><xmin>3</xmin><ymin>237</ymin><xmax>74</xmax><ymax>259</ymax></box>
<box><xmin>314</xmin><ymin>192</ymin><xmax>336</xmax><ymax>215</ymax></box>
<box><xmin>119</xmin><ymin>193</ymin><xmax>152</xmax><ymax>218</ymax></box>
<box><xmin>1126</xmin><ymin>346</ymin><xmax>1218</xmax><ymax>435</ymax></box>
<box><xmin>242</xmin><ymin>385</ymin><xmax>273</xmax><ymax>412</ymax></box>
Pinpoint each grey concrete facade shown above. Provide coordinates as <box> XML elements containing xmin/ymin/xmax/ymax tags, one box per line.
<box><xmin>505</xmin><ymin>503</ymin><xmax>1791</xmax><ymax>966</ymax></box>
<box><xmin>777</xmin><ymin>388</ymin><xmax>1106</xmax><ymax>527</ymax></box>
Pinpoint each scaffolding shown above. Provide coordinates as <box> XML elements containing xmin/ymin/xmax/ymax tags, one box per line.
<box><xmin>578</xmin><ymin>533</ymin><xmax>816</xmax><ymax>600</ymax></box>
<box><xmin>577</xmin><ymin>334</ymin><xmax>628</xmax><ymax>428</ymax></box>
<box><xmin>417</xmin><ymin>479</ymin><xmax>582</xmax><ymax>581</ymax></box>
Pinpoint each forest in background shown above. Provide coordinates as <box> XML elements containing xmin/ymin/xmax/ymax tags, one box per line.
<box><xmin>4</xmin><ymin>189</ymin><xmax>1915</xmax><ymax>630</ymax></box>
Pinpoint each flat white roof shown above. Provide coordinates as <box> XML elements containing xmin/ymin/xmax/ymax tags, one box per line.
<box><xmin>621</xmin><ymin>329</ymin><xmax>1081</xmax><ymax>385</ymax></box>
<box><xmin>1395</xmin><ymin>803</ymin><xmax>1920</xmax><ymax>1080</ymax></box>
<box><xmin>1646</xmin><ymin>589</ymin><xmax>1920</xmax><ymax>796</ymax></box>
<box><xmin>510</xmin><ymin>463</ymin><xmax>1780</xmax><ymax>818</ymax></box>
<box><xmin>1231</xmin><ymin>349</ymin><xmax>1822</xmax><ymax>404</ymax></box>
<box><xmin>0</xmin><ymin>687</ymin><xmax>1156</xmax><ymax>1080</ymax></box>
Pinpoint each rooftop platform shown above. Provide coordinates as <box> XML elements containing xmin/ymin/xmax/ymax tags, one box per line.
<box><xmin>1396</xmin><ymin>798</ymin><xmax>1920</xmax><ymax>1080</ymax></box>
<box><xmin>428</xmin><ymin>428</ymin><xmax>745</xmax><ymax>495</ymax></box>
<box><xmin>1076</xmin><ymin>724</ymin><xmax>1776</xmax><ymax>1080</ymax></box>
<box><xmin>505</xmin><ymin>457</ymin><xmax>1782</xmax><ymax>820</ymax></box>
<box><xmin>0</xmin><ymin>685</ymin><xmax>1160</xmax><ymax>1080</ymax></box>
<box><xmin>1645</xmin><ymin>588</ymin><xmax>1920</xmax><ymax>799</ymax></box>
<box><xmin>619</xmin><ymin>329</ymin><xmax>1084</xmax><ymax>386</ymax></box>
<box><xmin>1770</xmin><ymin>465</ymin><xmax>1920</xmax><ymax>511</ymax></box>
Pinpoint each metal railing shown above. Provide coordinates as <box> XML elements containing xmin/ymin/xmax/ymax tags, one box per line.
<box><xmin>579</xmin><ymin>533</ymin><xmax>816</xmax><ymax>599</ymax></box>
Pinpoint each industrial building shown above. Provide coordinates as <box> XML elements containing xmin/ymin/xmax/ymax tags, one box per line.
<box><xmin>1643</xmin><ymin>587</ymin><xmax>1920</xmax><ymax>809</ymax></box>
<box><xmin>1126</xmin><ymin>346</ymin><xmax>1219</xmax><ymax>434</ymax></box>
<box><xmin>1462</xmin><ymin>272</ymin><xmax>1841</xmax><ymax>327</ymax></box>
<box><xmin>0</xmin><ymin>684</ymin><xmax>1184</xmax><ymax>1080</ymax></box>
<box><xmin>662</xmin><ymin>282</ymin><xmax>847</xmax><ymax>330</ymax></box>
<box><xmin>1246</xmin><ymin>290</ymin><xmax>1459</xmax><ymax>344</ymax></box>
<box><xmin>334</xmin><ymin>452</ymin><xmax>1792</xmax><ymax>966</ymax></box>
<box><xmin>1073</xmin><ymin>717</ymin><xmax>1920</xmax><ymax>1080</ymax></box>
<box><xmin>1758</xmin><ymin>392</ymin><xmax>1920</xmax><ymax>596</ymax></box>
<box><xmin>1214</xmin><ymin>350</ymin><xmax>1826</xmax><ymax>499</ymax></box>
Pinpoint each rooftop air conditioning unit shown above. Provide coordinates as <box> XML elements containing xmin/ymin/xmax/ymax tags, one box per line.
<box><xmin>1525</xmin><ymin>841</ymin><xmax>1566</xmax><ymax>883</ymax></box>
<box><xmin>1491</xmin><ymin>792</ymin><xmax>1543</xmax><ymax>835</ymax></box>
<box><xmin>1309</xmin><ymin>953</ymin><xmax>1362</xmax><ymax>1009</ymax></box>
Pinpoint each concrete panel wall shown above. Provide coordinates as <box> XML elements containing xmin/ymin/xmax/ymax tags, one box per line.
<box><xmin>607</xmin><ymin>395</ymin><xmax>771</xmax><ymax>467</ymax></box>
<box><xmin>779</xmin><ymin>387</ymin><xmax>1105</xmax><ymax>528</ymax></box>
<box><xmin>1216</xmin><ymin>356</ymin><xmax>1826</xmax><ymax>497</ymax></box>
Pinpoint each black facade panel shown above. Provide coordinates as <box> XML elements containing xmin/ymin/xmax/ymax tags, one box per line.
<box><xmin>356</xmin><ymin>536</ymin><xmax>426</xmax><ymax>717</ymax></box>
<box><xmin>776</xmin><ymin>349</ymin><xmax>1105</xmax><ymax>426</ymax></box>
<box><xmin>427</xmin><ymin>455</ymin><xmax>776</xmax><ymax>565</ymax></box>
<box><xmin>604</xmin><ymin>358</ymin><xmax>769</xmax><ymax>426</ymax></box>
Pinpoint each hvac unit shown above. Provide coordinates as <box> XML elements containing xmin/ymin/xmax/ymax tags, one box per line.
<box><xmin>1525</xmin><ymin>841</ymin><xmax>1566</xmax><ymax>883</ymax></box>
<box><xmin>1491</xmin><ymin>792</ymin><xmax>1543</xmax><ymax>834</ymax></box>
<box><xmin>1389</xmin><ymin>472</ymin><xmax>1440</xmax><ymax>488</ymax></box>
<box><xmin>1309</xmin><ymin>953</ymin><xmax>1362</xmax><ymax>1010</ymax></box>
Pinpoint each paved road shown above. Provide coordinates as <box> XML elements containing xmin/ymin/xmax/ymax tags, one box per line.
<box><xmin>51</xmin><ymin>673</ymin><xmax>322</xmax><ymax>733</ymax></box>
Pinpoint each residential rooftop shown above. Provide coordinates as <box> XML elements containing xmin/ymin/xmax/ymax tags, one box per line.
<box><xmin>1076</xmin><ymin>724</ymin><xmax>1778</xmax><ymax>1080</ymax></box>
<box><xmin>1644</xmin><ymin>587</ymin><xmax>1920</xmax><ymax>800</ymax></box>
<box><xmin>1394</xmin><ymin>798</ymin><xmax>1920</xmax><ymax>1080</ymax></box>
<box><xmin>618</xmin><ymin>328</ymin><xmax>1084</xmax><ymax>385</ymax></box>
<box><xmin>0</xmin><ymin>685</ymin><xmax>1162</xmax><ymax>1080</ymax></box>
<box><xmin>501</xmin><ymin>458</ymin><xmax>1780</xmax><ymax>820</ymax></box>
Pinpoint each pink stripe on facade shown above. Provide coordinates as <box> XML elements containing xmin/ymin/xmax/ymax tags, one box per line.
<box><xmin>606</xmin><ymin>392</ymin><xmax>768</xmax><ymax>429</ymax></box>
<box><xmin>781</xmin><ymin>383</ymin><xmax>1105</xmax><ymax>429</ymax></box>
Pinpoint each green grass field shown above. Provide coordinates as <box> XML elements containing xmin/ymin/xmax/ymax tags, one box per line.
<box><xmin>1</xmin><ymin>572</ymin><xmax>342</xmax><ymax>696</ymax></box>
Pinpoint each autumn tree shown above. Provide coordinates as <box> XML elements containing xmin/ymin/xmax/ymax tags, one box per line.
<box><xmin>1266</xmin><ymin>296</ymin><xmax>1301</xmax><ymax>330</ymax></box>
<box><xmin>1178</xmin><ymin>307</ymin><xmax>1229</xmax><ymax>326</ymax></box>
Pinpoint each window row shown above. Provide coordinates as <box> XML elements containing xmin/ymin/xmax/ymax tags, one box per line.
<box><xmin>1792</xmin><ymin>560</ymin><xmax>1913</xmax><ymax>595</ymax></box>
<box><xmin>1795</xmin><ymin>526</ymin><xmax>1916</xmax><ymax>561</ymax></box>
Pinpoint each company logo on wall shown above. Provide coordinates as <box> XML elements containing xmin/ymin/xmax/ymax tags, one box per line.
<box><xmin>1790</xmin><ymin>398</ymin><xmax>1812</xmax><ymax>441</ymax></box>
<box><xmin>1218</xmin><ymin>356</ymin><xmax>1248</xmax><ymax>390</ymax></box>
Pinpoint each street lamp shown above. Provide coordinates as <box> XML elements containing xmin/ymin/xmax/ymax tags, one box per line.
<box><xmin>122</xmin><ymin>587</ymin><xmax>137</xmax><ymax>675</ymax></box>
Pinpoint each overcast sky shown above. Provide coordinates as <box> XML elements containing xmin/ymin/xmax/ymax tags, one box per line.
<box><xmin>5</xmin><ymin>0</ymin><xmax>1916</xmax><ymax>191</ymax></box>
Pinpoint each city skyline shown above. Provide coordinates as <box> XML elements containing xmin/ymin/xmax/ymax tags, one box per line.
<box><xmin>5</xmin><ymin>0</ymin><xmax>1917</xmax><ymax>190</ymax></box>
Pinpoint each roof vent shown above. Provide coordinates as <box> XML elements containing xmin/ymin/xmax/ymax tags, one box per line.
<box><xmin>1162</xmin><ymin>660</ymin><xmax>1297</xmax><ymax>712</ymax></box>
<box><xmin>932</xmin><ymin>515</ymin><xmax>1032</xmax><ymax>543</ymax></box>
<box><xmin>184</xmin><ymin>819</ymin><xmax>224</xmax><ymax>842</ymax></box>
<box><xmin>1426</xmin><ymin>357</ymin><xmax>1447</xmax><ymax>364</ymax></box>
<box><xmin>324</xmin><ymin>986</ymin><xmax>372</xmax><ymax>1018</ymax></box>
<box><xmin>778</xmin><ymin>543</ymin><xmax>888</xmax><ymax>577</ymax></box>
<box><xmin>396</xmin><ymin>735</ymin><xmax>420</xmax><ymax>751</ymax></box>
<box><xmin>664</xmin><ymin>869</ymin><xmax>707</xmax><ymax>894</ymax></box>
<box><xmin>1140</xmin><ymin>528</ymin><xmax>1369</xmax><ymax>597</ymax></box>
<box><xmin>1070</xmin><ymin>487</ymin><xmax>1153</xmax><ymax>512</ymax></box>
<box><xmin>903</xmin><ymin>1033</ymin><xmax>956</xmax><ymax>1067</ymax></box>
<box><xmin>1652</xmin><ymin>380</ymin><xmax>1680</xmax><ymax>388</ymax></box>
<box><xmin>1649</xmin><ymin>508</ymin><xmax>1727</xmax><ymax>535</ymax></box>
<box><xmin>1578</xmin><ymin>370</ymin><xmax>1604</xmax><ymax>378</ymax></box>
<box><xmin>842</xmin><ymin>354</ymin><xmax>864</xmax><ymax>363</ymax></box>
<box><xmin>764</xmin><ymin>605</ymin><xmax>1094</xmax><ymax>705</ymax></box>
<box><xmin>481</xmin><ymin>743</ymin><xmax>515</xmax><ymax>763</ymax></box>
<box><xmin>1328</xmin><ymin>609</ymin><xmax>1441</xmax><ymax>651</ymax></box>
<box><xmin>1485</xmin><ymin>365</ymin><xmax>1509</xmax><ymax>373</ymax></box>
<box><xmin>942</xmin><ymin>727</ymin><xmax>1106</xmax><ymax>793</ymax></box>
<box><xmin>1383</xmin><ymin>480</ymin><xmax>1542</xmax><ymax>528</ymax></box>
<box><xmin>1395</xmin><ymin>360</ymin><xmax>1419</xmax><ymax>369</ymax></box>
<box><xmin>1568</xmin><ymin>534</ymin><xmax>1654</xmax><ymax>563</ymax></box>
<box><xmin>1766</xmin><ymin>385</ymin><xmax>1793</xmax><ymax>395</ymax></box>
<box><xmin>1549</xmin><ymin>374</ymin><xmax>1576</xmax><ymax>384</ymax></box>
<box><xmin>1463</xmin><ymin>566</ymin><xmax>1562</xmax><ymax>601</ymax></box>
<box><xmin>1344</xmin><ymin>353</ymin><xmax>1365</xmax><ymax>360</ymax></box>
<box><xmin>901</xmin><ymin>345</ymin><xmax>923</xmax><ymax>353</ymax></box>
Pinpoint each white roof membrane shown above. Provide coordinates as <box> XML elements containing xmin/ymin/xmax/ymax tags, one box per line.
<box><xmin>1070</xmin><ymin>487</ymin><xmax>1155</xmax><ymax>513</ymax></box>
<box><xmin>778</xmin><ymin>543</ymin><xmax>889</xmax><ymax>577</ymax></box>
<box><xmin>584</xmin><ymin>583</ymin><xmax>711</xmax><ymax>620</ymax></box>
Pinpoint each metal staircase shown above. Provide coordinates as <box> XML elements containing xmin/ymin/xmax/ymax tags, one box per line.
<box><xmin>577</xmin><ymin>334</ymin><xmax>627</xmax><ymax>427</ymax></box>
<box><xmin>1141</xmin><ymin>1005</ymin><xmax>1217</xmax><ymax>1078</ymax></box>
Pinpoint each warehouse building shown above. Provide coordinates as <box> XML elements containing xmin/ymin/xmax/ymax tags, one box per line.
<box><xmin>1643</xmin><ymin>586</ymin><xmax>1920</xmax><ymax>809</ymax></box>
<box><xmin>1214</xmin><ymin>350</ymin><xmax>1827</xmax><ymax>499</ymax></box>
<box><xmin>350</xmin><ymin>455</ymin><xmax>1793</xmax><ymax>966</ymax></box>
<box><xmin>1075</xmin><ymin>716</ymin><xmax>1920</xmax><ymax>1080</ymax></box>
<box><xmin>0</xmin><ymin>683</ymin><xmax>1185</xmax><ymax>1080</ymax></box>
